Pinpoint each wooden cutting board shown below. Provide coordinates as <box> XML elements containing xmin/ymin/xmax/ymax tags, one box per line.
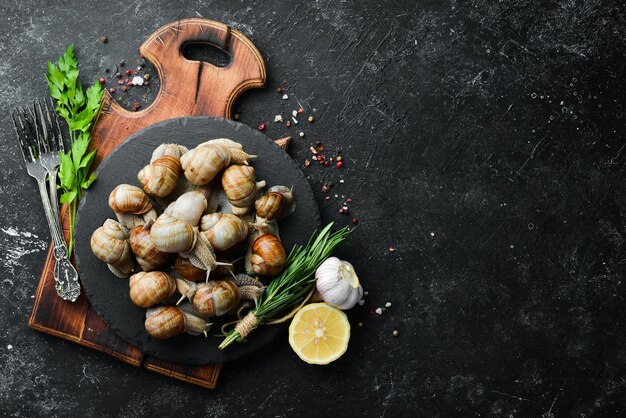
<box><xmin>28</xmin><ymin>18</ymin><xmax>267</xmax><ymax>389</ymax></box>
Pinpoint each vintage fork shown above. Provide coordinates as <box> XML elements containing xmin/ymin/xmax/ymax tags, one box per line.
<box><xmin>33</xmin><ymin>98</ymin><xmax>63</xmax><ymax>228</ymax></box>
<box><xmin>12</xmin><ymin>106</ymin><xmax>81</xmax><ymax>302</ymax></box>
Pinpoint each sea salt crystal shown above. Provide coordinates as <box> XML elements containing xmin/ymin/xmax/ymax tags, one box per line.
<box><xmin>274</xmin><ymin>115</ymin><xmax>283</xmax><ymax>123</ymax></box>
<box><xmin>358</xmin><ymin>299</ymin><xmax>365</xmax><ymax>306</ymax></box>
<box><xmin>375</xmin><ymin>308</ymin><xmax>383</xmax><ymax>315</ymax></box>
<box><xmin>292</xmin><ymin>110</ymin><xmax>298</xmax><ymax>117</ymax></box>
<box><xmin>292</xmin><ymin>117</ymin><xmax>298</xmax><ymax>124</ymax></box>
<box><xmin>385</xmin><ymin>302</ymin><xmax>391</xmax><ymax>308</ymax></box>
<box><xmin>131</xmin><ymin>76</ymin><xmax>144</xmax><ymax>86</ymax></box>
<box><xmin>7</xmin><ymin>344</ymin><xmax>13</xmax><ymax>350</ymax></box>
<box><xmin>340</xmin><ymin>179</ymin><xmax>345</xmax><ymax>183</ymax></box>
<box><xmin>282</xmin><ymin>94</ymin><xmax>289</xmax><ymax>100</ymax></box>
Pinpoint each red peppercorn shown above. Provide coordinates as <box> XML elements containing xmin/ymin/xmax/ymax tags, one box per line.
<box><xmin>346</xmin><ymin>198</ymin><xmax>353</xmax><ymax>203</ymax></box>
<box><xmin>99</xmin><ymin>77</ymin><xmax>106</xmax><ymax>84</ymax></box>
<box><xmin>127</xmin><ymin>82</ymin><xmax>134</xmax><ymax>86</ymax></box>
<box><xmin>133</xmin><ymin>102</ymin><xmax>140</xmax><ymax>111</ymax></box>
<box><xmin>133</xmin><ymin>70</ymin><xmax>138</xmax><ymax>75</ymax></box>
<box><xmin>304</xmin><ymin>159</ymin><xmax>311</xmax><ymax>168</ymax></box>
<box><xmin>389</xmin><ymin>245</ymin><xmax>396</xmax><ymax>252</ymax></box>
<box><xmin>121</xmin><ymin>86</ymin><xmax>128</xmax><ymax>92</ymax></box>
<box><xmin>336</xmin><ymin>161</ymin><xmax>343</xmax><ymax>168</ymax></box>
<box><xmin>109</xmin><ymin>87</ymin><xmax>116</xmax><ymax>93</ymax></box>
<box><xmin>115</xmin><ymin>72</ymin><xmax>122</xmax><ymax>78</ymax></box>
<box><xmin>286</xmin><ymin>121</ymin><xmax>292</xmax><ymax>127</ymax></box>
<box><xmin>339</xmin><ymin>208</ymin><xmax>345</xmax><ymax>214</ymax></box>
<box><xmin>258</xmin><ymin>123</ymin><xmax>266</xmax><ymax>131</ymax></box>
<box><xmin>324</xmin><ymin>161</ymin><xmax>330</xmax><ymax>167</ymax></box>
<box><xmin>352</xmin><ymin>218</ymin><xmax>359</xmax><ymax>224</ymax></box>
<box><xmin>125</xmin><ymin>69</ymin><xmax>131</xmax><ymax>75</ymax></box>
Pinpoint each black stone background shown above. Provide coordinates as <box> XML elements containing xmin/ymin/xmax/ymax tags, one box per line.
<box><xmin>0</xmin><ymin>0</ymin><xmax>625</xmax><ymax>416</ymax></box>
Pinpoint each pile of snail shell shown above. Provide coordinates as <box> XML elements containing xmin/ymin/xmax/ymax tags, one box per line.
<box><xmin>90</xmin><ymin>139</ymin><xmax>296</xmax><ymax>340</ymax></box>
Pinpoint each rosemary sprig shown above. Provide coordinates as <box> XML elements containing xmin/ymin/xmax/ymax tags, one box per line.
<box><xmin>219</xmin><ymin>222</ymin><xmax>350</xmax><ymax>349</ymax></box>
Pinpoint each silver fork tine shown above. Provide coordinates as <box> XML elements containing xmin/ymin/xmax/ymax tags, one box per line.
<box><xmin>48</xmin><ymin>98</ymin><xmax>64</xmax><ymax>153</ymax></box>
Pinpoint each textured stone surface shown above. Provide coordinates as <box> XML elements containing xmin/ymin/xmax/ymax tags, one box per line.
<box><xmin>0</xmin><ymin>0</ymin><xmax>625</xmax><ymax>416</ymax></box>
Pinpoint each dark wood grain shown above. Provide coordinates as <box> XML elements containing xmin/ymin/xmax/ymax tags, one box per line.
<box><xmin>28</xmin><ymin>17</ymin><xmax>267</xmax><ymax>389</ymax></box>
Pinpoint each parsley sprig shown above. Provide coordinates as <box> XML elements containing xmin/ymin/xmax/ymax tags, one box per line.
<box><xmin>46</xmin><ymin>45</ymin><xmax>103</xmax><ymax>254</ymax></box>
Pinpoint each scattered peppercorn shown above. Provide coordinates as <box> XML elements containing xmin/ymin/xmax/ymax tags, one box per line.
<box><xmin>363</xmin><ymin>291</ymin><xmax>369</xmax><ymax>296</ymax></box>
<box><xmin>389</xmin><ymin>245</ymin><xmax>396</xmax><ymax>252</ymax></box>
<box><xmin>304</xmin><ymin>159</ymin><xmax>311</xmax><ymax>167</ymax></box>
<box><xmin>337</xmin><ymin>156</ymin><xmax>343</xmax><ymax>162</ymax></box>
<box><xmin>125</xmin><ymin>69</ymin><xmax>131</xmax><ymax>75</ymax></box>
<box><xmin>276</xmin><ymin>86</ymin><xmax>285</xmax><ymax>93</ymax></box>
<box><xmin>143</xmin><ymin>74</ymin><xmax>150</xmax><ymax>80</ymax></box>
<box><xmin>322</xmin><ymin>184</ymin><xmax>330</xmax><ymax>193</ymax></box>
<box><xmin>297</xmin><ymin>108</ymin><xmax>304</xmax><ymax>114</ymax></box>
<box><xmin>133</xmin><ymin>69</ymin><xmax>138</xmax><ymax>75</ymax></box>
<box><xmin>324</xmin><ymin>161</ymin><xmax>330</xmax><ymax>167</ymax></box>
<box><xmin>100</xmin><ymin>36</ymin><xmax>108</xmax><ymax>44</ymax></box>
<box><xmin>308</xmin><ymin>116</ymin><xmax>314</xmax><ymax>123</ymax></box>
<box><xmin>133</xmin><ymin>102</ymin><xmax>140</xmax><ymax>110</ymax></box>
<box><xmin>310</xmin><ymin>146</ymin><xmax>318</xmax><ymax>155</ymax></box>
<box><xmin>104</xmin><ymin>68</ymin><xmax>110</xmax><ymax>73</ymax></box>
<box><xmin>358</xmin><ymin>322</ymin><xmax>363</xmax><ymax>328</ymax></box>
<box><xmin>392</xmin><ymin>330</ymin><xmax>399</xmax><ymax>337</ymax></box>
<box><xmin>258</xmin><ymin>123</ymin><xmax>266</xmax><ymax>131</ymax></box>
<box><xmin>339</xmin><ymin>208</ymin><xmax>345</xmax><ymax>214</ymax></box>
<box><xmin>286</xmin><ymin>120</ymin><xmax>292</xmax><ymax>127</ymax></box>
<box><xmin>352</xmin><ymin>217</ymin><xmax>359</xmax><ymax>224</ymax></box>
<box><xmin>234</xmin><ymin>114</ymin><xmax>240</xmax><ymax>120</ymax></box>
<box><xmin>299</xmin><ymin>131</ymin><xmax>305</xmax><ymax>138</ymax></box>
<box><xmin>115</xmin><ymin>72</ymin><xmax>121</xmax><ymax>78</ymax></box>
<box><xmin>336</xmin><ymin>161</ymin><xmax>343</xmax><ymax>168</ymax></box>
<box><xmin>99</xmin><ymin>77</ymin><xmax>106</xmax><ymax>84</ymax></box>
<box><xmin>119</xmin><ymin>60</ymin><xmax>125</xmax><ymax>66</ymax></box>
<box><xmin>121</xmin><ymin>86</ymin><xmax>128</xmax><ymax>92</ymax></box>
<box><xmin>109</xmin><ymin>87</ymin><xmax>116</xmax><ymax>93</ymax></box>
<box><xmin>324</xmin><ymin>196</ymin><xmax>331</xmax><ymax>201</ymax></box>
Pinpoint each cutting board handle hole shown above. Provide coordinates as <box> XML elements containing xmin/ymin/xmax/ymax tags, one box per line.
<box><xmin>182</xmin><ymin>42</ymin><xmax>230</xmax><ymax>68</ymax></box>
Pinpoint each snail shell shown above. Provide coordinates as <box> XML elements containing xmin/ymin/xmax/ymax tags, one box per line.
<box><xmin>250</xmin><ymin>233</ymin><xmax>286</xmax><ymax>276</ymax></box>
<box><xmin>145</xmin><ymin>306</ymin><xmax>209</xmax><ymax>339</ymax></box>
<box><xmin>150</xmin><ymin>143</ymin><xmax>188</xmax><ymax>162</ymax></box>
<box><xmin>221</xmin><ymin>165</ymin><xmax>260</xmax><ymax>208</ymax></box>
<box><xmin>129</xmin><ymin>271</ymin><xmax>177</xmax><ymax>308</ymax></box>
<box><xmin>150</xmin><ymin>213</ymin><xmax>196</xmax><ymax>253</ymax></box>
<box><xmin>137</xmin><ymin>155</ymin><xmax>181</xmax><ymax>198</ymax></box>
<box><xmin>181</xmin><ymin>144</ymin><xmax>231</xmax><ymax>185</ymax></box>
<box><xmin>200</xmin><ymin>213</ymin><xmax>249</xmax><ymax>251</ymax></box>
<box><xmin>90</xmin><ymin>219</ymin><xmax>134</xmax><ymax>277</ymax></box>
<box><xmin>200</xmin><ymin>139</ymin><xmax>256</xmax><ymax>165</ymax></box>
<box><xmin>255</xmin><ymin>186</ymin><xmax>295</xmax><ymax>222</ymax></box>
<box><xmin>108</xmin><ymin>184</ymin><xmax>153</xmax><ymax>214</ymax></box>
<box><xmin>192</xmin><ymin>280</ymin><xmax>241</xmax><ymax>317</ymax></box>
<box><xmin>164</xmin><ymin>191</ymin><xmax>207</xmax><ymax>227</ymax></box>
<box><xmin>129</xmin><ymin>226</ymin><xmax>171</xmax><ymax>271</ymax></box>
<box><xmin>175</xmin><ymin>256</ymin><xmax>206</xmax><ymax>282</ymax></box>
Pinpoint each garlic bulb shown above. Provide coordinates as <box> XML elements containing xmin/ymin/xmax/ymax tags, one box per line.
<box><xmin>315</xmin><ymin>257</ymin><xmax>362</xmax><ymax>310</ymax></box>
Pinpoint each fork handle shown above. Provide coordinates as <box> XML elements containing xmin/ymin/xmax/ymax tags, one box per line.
<box><xmin>36</xmin><ymin>179</ymin><xmax>65</xmax><ymax>254</ymax></box>
<box><xmin>47</xmin><ymin>169</ymin><xmax>61</xmax><ymax>231</ymax></box>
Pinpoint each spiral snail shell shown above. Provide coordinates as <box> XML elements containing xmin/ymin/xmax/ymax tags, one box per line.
<box><xmin>175</xmin><ymin>256</ymin><xmax>206</xmax><ymax>281</ymax></box>
<box><xmin>137</xmin><ymin>155</ymin><xmax>181</xmax><ymax>198</ymax></box>
<box><xmin>150</xmin><ymin>143</ymin><xmax>188</xmax><ymax>162</ymax></box>
<box><xmin>250</xmin><ymin>233</ymin><xmax>286</xmax><ymax>276</ymax></box>
<box><xmin>221</xmin><ymin>165</ymin><xmax>266</xmax><ymax>211</ymax></box>
<box><xmin>175</xmin><ymin>278</ymin><xmax>241</xmax><ymax>317</ymax></box>
<box><xmin>129</xmin><ymin>226</ymin><xmax>171</xmax><ymax>271</ymax></box>
<box><xmin>200</xmin><ymin>213</ymin><xmax>249</xmax><ymax>251</ymax></box>
<box><xmin>145</xmin><ymin>306</ymin><xmax>209</xmax><ymax>339</ymax></box>
<box><xmin>150</xmin><ymin>213</ymin><xmax>196</xmax><ymax>253</ymax></box>
<box><xmin>129</xmin><ymin>271</ymin><xmax>177</xmax><ymax>308</ymax></box>
<box><xmin>108</xmin><ymin>184</ymin><xmax>153</xmax><ymax>214</ymax></box>
<box><xmin>181</xmin><ymin>143</ymin><xmax>231</xmax><ymax>185</ymax></box>
<box><xmin>200</xmin><ymin>139</ymin><xmax>257</xmax><ymax>165</ymax></box>
<box><xmin>163</xmin><ymin>190</ymin><xmax>207</xmax><ymax>227</ymax></box>
<box><xmin>255</xmin><ymin>186</ymin><xmax>295</xmax><ymax>222</ymax></box>
<box><xmin>108</xmin><ymin>184</ymin><xmax>157</xmax><ymax>229</ymax></box>
<box><xmin>90</xmin><ymin>219</ymin><xmax>134</xmax><ymax>278</ymax></box>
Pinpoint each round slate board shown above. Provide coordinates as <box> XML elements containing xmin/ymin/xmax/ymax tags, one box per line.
<box><xmin>74</xmin><ymin>116</ymin><xmax>321</xmax><ymax>365</ymax></box>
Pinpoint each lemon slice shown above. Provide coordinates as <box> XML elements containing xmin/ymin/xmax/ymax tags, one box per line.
<box><xmin>288</xmin><ymin>302</ymin><xmax>350</xmax><ymax>365</ymax></box>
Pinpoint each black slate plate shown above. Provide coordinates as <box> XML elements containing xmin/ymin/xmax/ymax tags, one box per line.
<box><xmin>74</xmin><ymin>116</ymin><xmax>321</xmax><ymax>365</ymax></box>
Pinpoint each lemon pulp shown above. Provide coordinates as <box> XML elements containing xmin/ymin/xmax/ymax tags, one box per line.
<box><xmin>288</xmin><ymin>302</ymin><xmax>350</xmax><ymax>365</ymax></box>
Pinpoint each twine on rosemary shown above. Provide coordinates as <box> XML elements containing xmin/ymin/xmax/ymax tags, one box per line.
<box><xmin>221</xmin><ymin>287</ymin><xmax>322</xmax><ymax>336</ymax></box>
